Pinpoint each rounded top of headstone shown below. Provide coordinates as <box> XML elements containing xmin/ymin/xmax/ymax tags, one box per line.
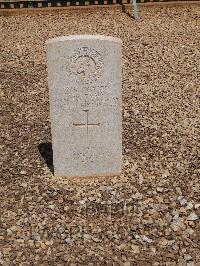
<box><xmin>46</xmin><ymin>35</ymin><xmax>122</xmax><ymax>45</ymax></box>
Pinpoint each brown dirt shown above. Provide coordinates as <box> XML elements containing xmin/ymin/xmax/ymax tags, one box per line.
<box><xmin>0</xmin><ymin>5</ymin><xmax>200</xmax><ymax>265</ymax></box>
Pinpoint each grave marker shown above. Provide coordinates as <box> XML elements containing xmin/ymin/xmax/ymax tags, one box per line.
<box><xmin>47</xmin><ymin>35</ymin><xmax>122</xmax><ymax>177</ymax></box>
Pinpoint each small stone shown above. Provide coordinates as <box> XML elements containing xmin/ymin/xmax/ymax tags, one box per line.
<box><xmin>150</xmin><ymin>247</ymin><xmax>157</xmax><ymax>254</ymax></box>
<box><xmin>194</xmin><ymin>203</ymin><xmax>200</xmax><ymax>209</ymax></box>
<box><xmin>157</xmin><ymin>187</ymin><xmax>164</xmax><ymax>192</ymax></box>
<box><xmin>187</xmin><ymin>212</ymin><xmax>198</xmax><ymax>221</ymax></box>
<box><xmin>124</xmin><ymin>110</ymin><xmax>130</xmax><ymax>118</ymax></box>
<box><xmin>10</xmin><ymin>226</ymin><xmax>17</xmax><ymax>231</ymax></box>
<box><xmin>187</xmin><ymin>227</ymin><xmax>194</xmax><ymax>235</ymax></box>
<box><xmin>158</xmin><ymin>238</ymin><xmax>175</xmax><ymax>247</ymax></box>
<box><xmin>45</xmin><ymin>240</ymin><xmax>53</xmax><ymax>246</ymax></box>
<box><xmin>33</xmin><ymin>234</ymin><xmax>41</xmax><ymax>241</ymax></box>
<box><xmin>28</xmin><ymin>240</ymin><xmax>34</xmax><ymax>247</ymax></box>
<box><xmin>20</xmin><ymin>182</ymin><xmax>27</xmax><ymax>188</ymax></box>
<box><xmin>177</xmin><ymin>196</ymin><xmax>188</xmax><ymax>206</ymax></box>
<box><xmin>17</xmin><ymin>251</ymin><xmax>23</xmax><ymax>257</ymax></box>
<box><xmin>118</xmin><ymin>244</ymin><xmax>126</xmax><ymax>250</ymax></box>
<box><xmin>138</xmin><ymin>175</ymin><xmax>144</xmax><ymax>184</ymax></box>
<box><xmin>58</xmin><ymin>226</ymin><xmax>65</xmax><ymax>234</ymax></box>
<box><xmin>170</xmin><ymin>218</ymin><xmax>185</xmax><ymax>232</ymax></box>
<box><xmin>124</xmin><ymin>262</ymin><xmax>131</xmax><ymax>266</ymax></box>
<box><xmin>184</xmin><ymin>254</ymin><xmax>192</xmax><ymax>261</ymax></box>
<box><xmin>141</xmin><ymin>235</ymin><xmax>154</xmax><ymax>243</ymax></box>
<box><xmin>79</xmin><ymin>199</ymin><xmax>86</xmax><ymax>205</ymax></box>
<box><xmin>172</xmin><ymin>210</ymin><xmax>179</xmax><ymax>221</ymax></box>
<box><xmin>35</xmin><ymin>242</ymin><xmax>41</xmax><ymax>248</ymax></box>
<box><xmin>60</xmin><ymin>234</ymin><xmax>66</xmax><ymax>240</ymax></box>
<box><xmin>20</xmin><ymin>170</ymin><xmax>27</xmax><ymax>175</ymax></box>
<box><xmin>40</xmin><ymin>242</ymin><xmax>47</xmax><ymax>249</ymax></box>
<box><xmin>64</xmin><ymin>238</ymin><xmax>71</xmax><ymax>244</ymax></box>
<box><xmin>166</xmin><ymin>262</ymin><xmax>176</xmax><ymax>266</ymax></box>
<box><xmin>131</xmin><ymin>244</ymin><xmax>140</xmax><ymax>253</ymax></box>
<box><xmin>132</xmin><ymin>192</ymin><xmax>143</xmax><ymax>199</ymax></box>
<box><xmin>188</xmin><ymin>221</ymin><xmax>195</xmax><ymax>226</ymax></box>
<box><xmin>187</xmin><ymin>262</ymin><xmax>194</xmax><ymax>266</ymax></box>
<box><xmin>178</xmin><ymin>257</ymin><xmax>185</xmax><ymax>264</ymax></box>
<box><xmin>88</xmin><ymin>196</ymin><xmax>94</xmax><ymax>201</ymax></box>
<box><xmin>179</xmin><ymin>207</ymin><xmax>187</xmax><ymax>213</ymax></box>
<box><xmin>3</xmin><ymin>247</ymin><xmax>11</xmax><ymax>254</ymax></box>
<box><xmin>131</xmin><ymin>163</ymin><xmax>138</xmax><ymax>172</ymax></box>
<box><xmin>83</xmin><ymin>234</ymin><xmax>91</xmax><ymax>240</ymax></box>
<box><xmin>16</xmin><ymin>239</ymin><xmax>24</xmax><ymax>243</ymax></box>
<box><xmin>92</xmin><ymin>237</ymin><xmax>100</xmax><ymax>243</ymax></box>
<box><xmin>186</xmin><ymin>202</ymin><xmax>193</xmax><ymax>210</ymax></box>
<box><xmin>124</xmin><ymin>160</ymin><xmax>129</xmax><ymax>166</ymax></box>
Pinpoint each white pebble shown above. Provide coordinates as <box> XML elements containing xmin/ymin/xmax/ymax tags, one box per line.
<box><xmin>187</xmin><ymin>212</ymin><xmax>198</xmax><ymax>221</ymax></box>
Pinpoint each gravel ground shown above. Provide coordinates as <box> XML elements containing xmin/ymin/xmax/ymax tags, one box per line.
<box><xmin>1</xmin><ymin>5</ymin><xmax>200</xmax><ymax>265</ymax></box>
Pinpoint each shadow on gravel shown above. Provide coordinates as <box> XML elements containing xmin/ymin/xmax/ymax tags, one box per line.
<box><xmin>38</xmin><ymin>142</ymin><xmax>54</xmax><ymax>174</ymax></box>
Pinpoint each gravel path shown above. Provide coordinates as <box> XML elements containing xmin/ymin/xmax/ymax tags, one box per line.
<box><xmin>1</xmin><ymin>6</ymin><xmax>200</xmax><ymax>265</ymax></box>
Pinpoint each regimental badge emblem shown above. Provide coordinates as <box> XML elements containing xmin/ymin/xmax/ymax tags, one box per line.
<box><xmin>69</xmin><ymin>47</ymin><xmax>103</xmax><ymax>82</ymax></box>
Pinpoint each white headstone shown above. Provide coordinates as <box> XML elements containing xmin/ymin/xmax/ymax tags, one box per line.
<box><xmin>47</xmin><ymin>35</ymin><xmax>122</xmax><ymax>177</ymax></box>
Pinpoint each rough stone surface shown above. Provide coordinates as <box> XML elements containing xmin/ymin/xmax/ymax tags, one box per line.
<box><xmin>1</xmin><ymin>6</ymin><xmax>200</xmax><ymax>265</ymax></box>
<box><xmin>47</xmin><ymin>35</ymin><xmax>122</xmax><ymax>177</ymax></box>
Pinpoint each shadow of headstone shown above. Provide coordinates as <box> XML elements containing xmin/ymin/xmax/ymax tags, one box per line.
<box><xmin>38</xmin><ymin>142</ymin><xmax>54</xmax><ymax>174</ymax></box>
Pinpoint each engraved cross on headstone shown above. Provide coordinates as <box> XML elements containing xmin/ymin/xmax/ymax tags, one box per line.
<box><xmin>73</xmin><ymin>109</ymin><xmax>100</xmax><ymax>142</ymax></box>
